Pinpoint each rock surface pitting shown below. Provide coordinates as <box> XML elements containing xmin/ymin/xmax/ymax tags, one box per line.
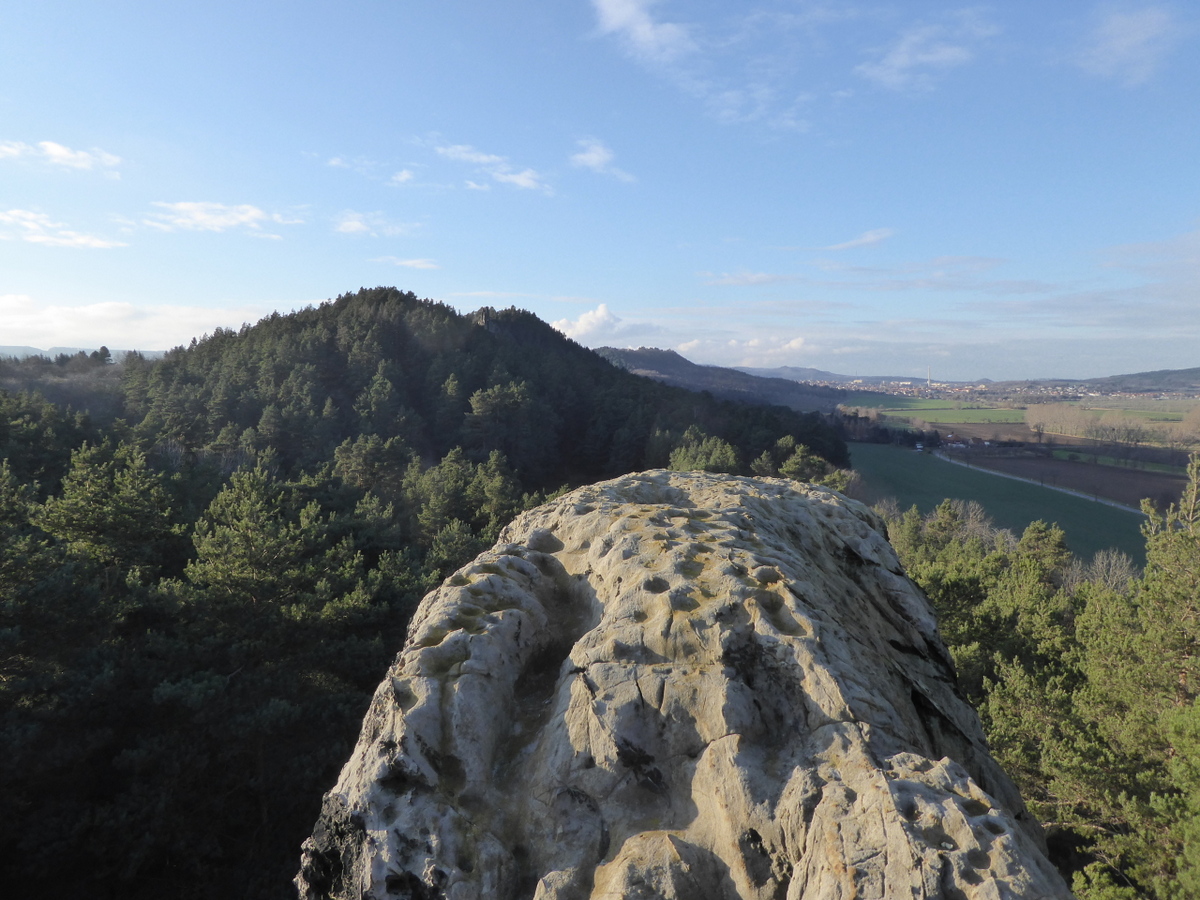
<box><xmin>297</xmin><ymin>471</ymin><xmax>1072</xmax><ymax>899</ymax></box>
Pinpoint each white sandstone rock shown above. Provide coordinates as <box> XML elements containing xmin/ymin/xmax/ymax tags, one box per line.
<box><xmin>297</xmin><ymin>471</ymin><xmax>1073</xmax><ymax>900</ymax></box>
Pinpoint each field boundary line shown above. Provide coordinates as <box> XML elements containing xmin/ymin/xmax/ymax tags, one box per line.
<box><xmin>931</xmin><ymin>451</ymin><xmax>1146</xmax><ymax>516</ymax></box>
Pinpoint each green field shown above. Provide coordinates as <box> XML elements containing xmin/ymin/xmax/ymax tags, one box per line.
<box><xmin>893</xmin><ymin>407</ymin><xmax>1027</xmax><ymax>425</ymax></box>
<box><xmin>841</xmin><ymin>394</ymin><xmax>1026</xmax><ymax>425</ymax></box>
<box><xmin>849</xmin><ymin>442</ymin><xmax>1146</xmax><ymax>563</ymax></box>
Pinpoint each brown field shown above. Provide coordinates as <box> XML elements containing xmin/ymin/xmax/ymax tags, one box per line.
<box><xmin>943</xmin><ymin>453</ymin><xmax>1186</xmax><ymax>511</ymax></box>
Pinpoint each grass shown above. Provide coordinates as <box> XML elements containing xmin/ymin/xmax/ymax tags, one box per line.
<box><xmin>849</xmin><ymin>442</ymin><xmax>1146</xmax><ymax>564</ymax></box>
<box><xmin>902</xmin><ymin>408</ymin><xmax>1027</xmax><ymax>425</ymax></box>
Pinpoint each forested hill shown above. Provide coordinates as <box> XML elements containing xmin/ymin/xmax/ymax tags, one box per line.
<box><xmin>1083</xmin><ymin>365</ymin><xmax>1200</xmax><ymax>393</ymax></box>
<box><xmin>0</xmin><ymin>287</ymin><xmax>846</xmax><ymax>900</ymax></box>
<box><xmin>596</xmin><ymin>346</ymin><xmax>846</xmax><ymax>412</ymax></box>
<box><xmin>123</xmin><ymin>287</ymin><xmax>846</xmax><ymax>485</ymax></box>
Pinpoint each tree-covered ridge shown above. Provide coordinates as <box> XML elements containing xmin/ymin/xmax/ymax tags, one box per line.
<box><xmin>121</xmin><ymin>287</ymin><xmax>846</xmax><ymax>484</ymax></box>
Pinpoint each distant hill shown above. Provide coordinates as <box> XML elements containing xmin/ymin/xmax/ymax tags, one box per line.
<box><xmin>0</xmin><ymin>345</ymin><xmax>165</xmax><ymax>360</ymax></box>
<box><xmin>596</xmin><ymin>347</ymin><xmax>846</xmax><ymax>412</ymax></box>
<box><xmin>736</xmin><ymin>365</ymin><xmax>941</xmax><ymax>386</ymax></box>
<box><xmin>1083</xmin><ymin>367</ymin><xmax>1200</xmax><ymax>393</ymax></box>
<box><xmin>118</xmin><ymin>291</ymin><xmax>849</xmax><ymax>483</ymax></box>
<box><xmin>0</xmin><ymin>345</ymin><xmax>87</xmax><ymax>358</ymax></box>
<box><xmin>734</xmin><ymin>364</ymin><xmax>848</xmax><ymax>382</ymax></box>
<box><xmin>740</xmin><ymin>363</ymin><xmax>1200</xmax><ymax>393</ymax></box>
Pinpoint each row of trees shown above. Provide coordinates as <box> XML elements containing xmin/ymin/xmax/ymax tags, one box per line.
<box><xmin>1026</xmin><ymin>403</ymin><xmax>1200</xmax><ymax>465</ymax></box>
<box><xmin>879</xmin><ymin>456</ymin><xmax>1200</xmax><ymax>898</ymax></box>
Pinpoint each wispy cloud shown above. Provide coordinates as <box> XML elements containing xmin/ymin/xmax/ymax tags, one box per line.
<box><xmin>437</xmin><ymin>145</ymin><xmax>505</xmax><ymax>166</ymax></box>
<box><xmin>678</xmin><ymin>333</ymin><xmax>809</xmax><ymax>365</ymax></box>
<box><xmin>389</xmin><ymin>169</ymin><xmax>414</xmax><ymax>185</ymax></box>
<box><xmin>592</xmin><ymin>0</ymin><xmax>696</xmax><ymax>64</ymax></box>
<box><xmin>589</xmin><ymin>2</ymin><xmax>828</xmax><ymax>129</ymax></box>
<box><xmin>332</xmin><ymin>211</ymin><xmax>416</xmax><ymax>237</ymax></box>
<box><xmin>856</xmin><ymin>13</ymin><xmax>998</xmax><ymax>91</ymax></box>
<box><xmin>570</xmin><ymin>138</ymin><xmax>635</xmax><ymax>182</ymax></box>
<box><xmin>0</xmin><ymin>209</ymin><xmax>126</xmax><ymax>248</ymax></box>
<box><xmin>702</xmin><ymin>255</ymin><xmax>1058</xmax><ymax>296</ymax></box>
<box><xmin>373</xmin><ymin>256</ymin><xmax>439</xmax><ymax>269</ymax></box>
<box><xmin>493</xmin><ymin>169</ymin><xmax>547</xmax><ymax>190</ymax></box>
<box><xmin>145</xmin><ymin>202</ymin><xmax>303</xmax><ymax>235</ymax></box>
<box><xmin>702</xmin><ymin>271</ymin><xmax>798</xmax><ymax>286</ymax></box>
<box><xmin>1076</xmin><ymin>5</ymin><xmax>1180</xmax><ymax>86</ymax></box>
<box><xmin>436</xmin><ymin>143</ymin><xmax>550</xmax><ymax>193</ymax></box>
<box><xmin>325</xmin><ymin>155</ymin><xmax>381</xmax><ymax>176</ymax></box>
<box><xmin>0</xmin><ymin>140</ymin><xmax>121</xmax><ymax>176</ymax></box>
<box><xmin>825</xmin><ymin>227</ymin><xmax>896</xmax><ymax>251</ymax></box>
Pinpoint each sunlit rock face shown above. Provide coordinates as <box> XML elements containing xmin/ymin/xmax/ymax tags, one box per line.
<box><xmin>296</xmin><ymin>471</ymin><xmax>1072</xmax><ymax>900</ymax></box>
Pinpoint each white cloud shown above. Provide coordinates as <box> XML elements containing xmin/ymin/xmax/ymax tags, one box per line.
<box><xmin>570</xmin><ymin>138</ymin><xmax>635</xmax><ymax>182</ymax></box>
<box><xmin>0</xmin><ymin>293</ymin><xmax>294</xmax><ymax>350</ymax></box>
<box><xmin>551</xmin><ymin>303</ymin><xmax>671</xmax><ymax>347</ymax></box>
<box><xmin>390</xmin><ymin>169</ymin><xmax>414</xmax><ymax>185</ymax></box>
<box><xmin>552</xmin><ymin>302</ymin><xmax>667</xmax><ymax>346</ymax></box>
<box><xmin>856</xmin><ymin>14</ymin><xmax>997</xmax><ymax>90</ymax></box>
<box><xmin>436</xmin><ymin>142</ymin><xmax>550</xmax><ymax>192</ymax></box>
<box><xmin>465</xmin><ymin>180</ymin><xmax>491</xmax><ymax>191</ymax></box>
<box><xmin>334</xmin><ymin>213</ymin><xmax>371</xmax><ymax>234</ymax></box>
<box><xmin>0</xmin><ymin>209</ymin><xmax>126</xmax><ymax>248</ymax></box>
<box><xmin>492</xmin><ymin>168</ymin><xmax>547</xmax><ymax>190</ymax></box>
<box><xmin>145</xmin><ymin>202</ymin><xmax>301</xmax><ymax>234</ymax></box>
<box><xmin>38</xmin><ymin>141</ymin><xmax>120</xmax><ymax>170</ymax></box>
<box><xmin>0</xmin><ymin>140</ymin><xmax>121</xmax><ymax>175</ymax></box>
<box><xmin>1076</xmin><ymin>5</ymin><xmax>1179</xmax><ymax>86</ymax></box>
<box><xmin>333</xmin><ymin>211</ymin><xmax>417</xmax><ymax>237</ymax></box>
<box><xmin>373</xmin><ymin>256</ymin><xmax>439</xmax><ymax>269</ymax></box>
<box><xmin>592</xmin><ymin>0</ymin><xmax>696</xmax><ymax>64</ymax></box>
<box><xmin>553</xmin><ymin>303</ymin><xmax>623</xmax><ymax>340</ymax></box>
<box><xmin>825</xmin><ymin>227</ymin><xmax>896</xmax><ymax>251</ymax></box>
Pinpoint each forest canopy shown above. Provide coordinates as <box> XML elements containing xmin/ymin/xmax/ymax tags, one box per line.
<box><xmin>0</xmin><ymin>288</ymin><xmax>848</xmax><ymax>898</ymax></box>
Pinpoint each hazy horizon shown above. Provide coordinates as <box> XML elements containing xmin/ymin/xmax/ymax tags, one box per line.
<box><xmin>4</xmin><ymin>1</ymin><xmax>1198</xmax><ymax>381</ymax></box>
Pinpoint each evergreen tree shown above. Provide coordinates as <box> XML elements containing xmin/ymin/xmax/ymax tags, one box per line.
<box><xmin>34</xmin><ymin>441</ymin><xmax>178</xmax><ymax>578</ymax></box>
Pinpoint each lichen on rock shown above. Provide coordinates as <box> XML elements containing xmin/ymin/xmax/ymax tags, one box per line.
<box><xmin>296</xmin><ymin>470</ymin><xmax>1073</xmax><ymax>900</ymax></box>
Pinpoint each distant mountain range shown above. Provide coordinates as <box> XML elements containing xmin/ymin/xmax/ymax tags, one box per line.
<box><xmin>595</xmin><ymin>347</ymin><xmax>846</xmax><ymax>412</ymax></box>
<box><xmin>8</xmin><ymin>339</ymin><xmax>1198</xmax><ymax>394</ymax></box>
<box><xmin>1040</xmin><ymin>367</ymin><xmax>1200</xmax><ymax>393</ymax></box>
<box><xmin>734</xmin><ymin>366</ymin><xmax>936</xmax><ymax>386</ymax></box>
<box><xmin>0</xmin><ymin>345</ymin><xmax>91</xmax><ymax>357</ymax></box>
<box><xmin>738</xmin><ymin>363</ymin><xmax>1200</xmax><ymax>393</ymax></box>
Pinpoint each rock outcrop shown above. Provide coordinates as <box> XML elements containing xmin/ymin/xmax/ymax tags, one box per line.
<box><xmin>297</xmin><ymin>471</ymin><xmax>1072</xmax><ymax>900</ymax></box>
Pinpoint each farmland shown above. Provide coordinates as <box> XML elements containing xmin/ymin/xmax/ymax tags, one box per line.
<box><xmin>841</xmin><ymin>394</ymin><xmax>1028</xmax><ymax>425</ymax></box>
<box><xmin>849</xmin><ymin>442</ymin><xmax>1147</xmax><ymax>563</ymax></box>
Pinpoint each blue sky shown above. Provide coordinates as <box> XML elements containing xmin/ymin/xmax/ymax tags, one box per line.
<box><xmin>2</xmin><ymin>1</ymin><xmax>1198</xmax><ymax>380</ymax></box>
